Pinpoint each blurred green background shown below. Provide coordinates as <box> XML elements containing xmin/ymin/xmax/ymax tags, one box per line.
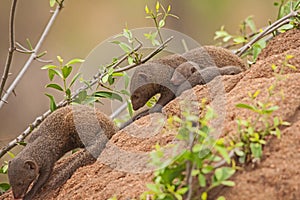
<box><xmin>0</xmin><ymin>0</ymin><xmax>277</xmax><ymax>168</ymax></box>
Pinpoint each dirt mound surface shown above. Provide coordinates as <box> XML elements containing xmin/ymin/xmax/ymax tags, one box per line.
<box><xmin>1</xmin><ymin>29</ymin><xmax>300</xmax><ymax>200</ymax></box>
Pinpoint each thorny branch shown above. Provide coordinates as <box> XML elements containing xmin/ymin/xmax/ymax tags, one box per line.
<box><xmin>0</xmin><ymin>0</ymin><xmax>18</xmax><ymax>103</ymax></box>
<box><xmin>0</xmin><ymin>36</ymin><xmax>173</xmax><ymax>158</ymax></box>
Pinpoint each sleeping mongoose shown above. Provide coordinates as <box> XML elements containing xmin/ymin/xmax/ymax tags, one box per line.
<box><xmin>171</xmin><ymin>46</ymin><xmax>246</xmax><ymax>86</ymax></box>
<box><xmin>175</xmin><ymin>65</ymin><xmax>243</xmax><ymax>96</ymax></box>
<box><xmin>8</xmin><ymin>105</ymin><xmax>117</xmax><ymax>200</ymax></box>
<box><xmin>130</xmin><ymin>46</ymin><xmax>246</xmax><ymax>112</ymax></box>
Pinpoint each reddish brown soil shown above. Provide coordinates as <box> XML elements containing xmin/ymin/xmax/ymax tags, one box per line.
<box><xmin>1</xmin><ymin>29</ymin><xmax>300</xmax><ymax>200</ymax></box>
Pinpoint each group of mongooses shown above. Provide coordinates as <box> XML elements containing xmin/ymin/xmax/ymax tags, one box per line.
<box><xmin>122</xmin><ymin>46</ymin><xmax>246</xmax><ymax>128</ymax></box>
<box><xmin>7</xmin><ymin>46</ymin><xmax>246</xmax><ymax>199</ymax></box>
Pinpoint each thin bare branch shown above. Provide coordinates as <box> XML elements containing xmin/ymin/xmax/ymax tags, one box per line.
<box><xmin>0</xmin><ymin>0</ymin><xmax>18</xmax><ymax>101</ymax></box>
<box><xmin>0</xmin><ymin>4</ymin><xmax>64</xmax><ymax>109</ymax></box>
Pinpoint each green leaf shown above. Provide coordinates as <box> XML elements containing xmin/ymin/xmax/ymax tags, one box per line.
<box><xmin>126</xmin><ymin>99</ymin><xmax>133</xmax><ymax>117</ymax></box>
<box><xmin>47</xmin><ymin>69</ymin><xmax>63</xmax><ymax>80</ymax></box>
<box><xmin>66</xmin><ymin>58</ymin><xmax>84</xmax><ymax>66</ymax></box>
<box><xmin>159</xmin><ymin>20</ymin><xmax>165</xmax><ymax>28</ymax></box>
<box><xmin>120</xmin><ymin>89</ymin><xmax>130</xmax><ymax>96</ymax></box>
<box><xmin>112</xmin><ymin>72</ymin><xmax>124</xmax><ymax>77</ymax></box>
<box><xmin>198</xmin><ymin>173</ymin><xmax>206</xmax><ymax>187</ymax></box>
<box><xmin>221</xmin><ymin>180</ymin><xmax>235</xmax><ymax>187</ymax></box>
<box><xmin>0</xmin><ymin>164</ymin><xmax>8</xmax><ymax>174</ymax></box>
<box><xmin>49</xmin><ymin>0</ymin><xmax>56</xmax><ymax>7</ymax></box>
<box><xmin>69</xmin><ymin>73</ymin><xmax>81</xmax><ymax>88</ymax></box>
<box><xmin>102</xmin><ymin>74</ymin><xmax>109</xmax><ymax>83</ymax></box>
<box><xmin>236</xmin><ymin>103</ymin><xmax>256</xmax><ymax>111</ymax></box>
<box><xmin>41</xmin><ymin>65</ymin><xmax>57</xmax><ymax>70</ymax></box>
<box><xmin>62</xmin><ymin>66</ymin><xmax>72</xmax><ymax>79</ymax></box>
<box><xmin>26</xmin><ymin>38</ymin><xmax>33</xmax><ymax>50</ymax></box>
<box><xmin>123</xmin><ymin>28</ymin><xmax>133</xmax><ymax>40</ymax></box>
<box><xmin>108</xmin><ymin>75</ymin><xmax>115</xmax><ymax>85</ymax></box>
<box><xmin>233</xmin><ymin>36</ymin><xmax>247</xmax><ymax>44</ymax></box>
<box><xmin>245</xmin><ymin>16</ymin><xmax>257</xmax><ymax>33</ymax></box>
<box><xmin>176</xmin><ymin>187</ymin><xmax>188</xmax><ymax>195</ymax></box>
<box><xmin>146</xmin><ymin>183</ymin><xmax>161</xmax><ymax>193</ymax></box>
<box><xmin>128</xmin><ymin>56</ymin><xmax>134</xmax><ymax>65</ymax></box>
<box><xmin>36</xmin><ymin>51</ymin><xmax>47</xmax><ymax>59</ymax></box>
<box><xmin>48</xmin><ymin>69</ymin><xmax>56</xmax><ymax>81</ymax></box>
<box><xmin>265</xmin><ymin>106</ymin><xmax>279</xmax><ymax>113</ymax></box>
<box><xmin>93</xmin><ymin>91</ymin><xmax>123</xmax><ymax>102</ymax></box>
<box><xmin>0</xmin><ymin>183</ymin><xmax>10</xmax><ymax>193</ymax></box>
<box><xmin>250</xmin><ymin>143</ymin><xmax>262</xmax><ymax>158</ymax></box>
<box><xmin>217</xmin><ymin>196</ymin><xmax>226</xmax><ymax>200</ymax></box>
<box><xmin>7</xmin><ymin>151</ymin><xmax>15</xmax><ymax>158</ymax></box>
<box><xmin>215</xmin><ymin>146</ymin><xmax>230</xmax><ymax>164</ymax></box>
<box><xmin>124</xmin><ymin>72</ymin><xmax>130</xmax><ymax>89</ymax></box>
<box><xmin>192</xmin><ymin>144</ymin><xmax>203</xmax><ymax>153</ymax></box>
<box><xmin>215</xmin><ymin>167</ymin><xmax>223</xmax><ymax>181</ymax></box>
<box><xmin>111</xmin><ymin>41</ymin><xmax>132</xmax><ymax>53</ymax></box>
<box><xmin>45</xmin><ymin>94</ymin><xmax>57</xmax><ymax>111</ymax></box>
<box><xmin>65</xmin><ymin>88</ymin><xmax>71</xmax><ymax>98</ymax></box>
<box><xmin>214</xmin><ymin>167</ymin><xmax>236</xmax><ymax>182</ymax></box>
<box><xmin>46</xmin><ymin>83</ymin><xmax>64</xmax><ymax>91</ymax></box>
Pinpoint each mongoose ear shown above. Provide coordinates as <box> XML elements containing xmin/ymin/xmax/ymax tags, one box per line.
<box><xmin>25</xmin><ymin>160</ymin><xmax>38</xmax><ymax>173</ymax></box>
<box><xmin>191</xmin><ymin>66</ymin><xmax>197</xmax><ymax>73</ymax></box>
<box><xmin>137</xmin><ymin>72</ymin><xmax>149</xmax><ymax>81</ymax></box>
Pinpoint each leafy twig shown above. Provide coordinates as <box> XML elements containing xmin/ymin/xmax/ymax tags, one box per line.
<box><xmin>114</xmin><ymin>36</ymin><xmax>173</xmax><ymax>73</ymax></box>
<box><xmin>0</xmin><ymin>36</ymin><xmax>173</xmax><ymax>159</ymax></box>
<box><xmin>0</xmin><ymin>0</ymin><xmax>18</xmax><ymax>102</ymax></box>
<box><xmin>236</xmin><ymin>7</ymin><xmax>299</xmax><ymax>56</ymax></box>
<box><xmin>0</xmin><ymin>4</ymin><xmax>64</xmax><ymax>109</ymax></box>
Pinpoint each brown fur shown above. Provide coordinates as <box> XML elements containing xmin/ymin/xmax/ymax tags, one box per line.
<box><xmin>8</xmin><ymin>105</ymin><xmax>117</xmax><ymax>200</ymax></box>
<box><xmin>171</xmin><ymin>46</ymin><xmax>247</xmax><ymax>86</ymax></box>
<box><xmin>122</xmin><ymin>46</ymin><xmax>246</xmax><ymax>129</ymax></box>
<box><xmin>176</xmin><ymin>66</ymin><xmax>243</xmax><ymax>95</ymax></box>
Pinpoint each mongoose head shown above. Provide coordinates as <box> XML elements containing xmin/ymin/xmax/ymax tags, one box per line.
<box><xmin>131</xmin><ymin>86</ymin><xmax>154</xmax><ymax>110</ymax></box>
<box><xmin>219</xmin><ymin>65</ymin><xmax>243</xmax><ymax>75</ymax></box>
<box><xmin>130</xmin><ymin>71</ymin><xmax>159</xmax><ymax>111</ymax></box>
<box><xmin>171</xmin><ymin>62</ymin><xmax>198</xmax><ymax>85</ymax></box>
<box><xmin>8</xmin><ymin>158</ymin><xmax>39</xmax><ymax>199</ymax></box>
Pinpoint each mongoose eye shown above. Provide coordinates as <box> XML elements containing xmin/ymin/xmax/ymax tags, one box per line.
<box><xmin>132</xmin><ymin>94</ymin><xmax>138</xmax><ymax>99</ymax></box>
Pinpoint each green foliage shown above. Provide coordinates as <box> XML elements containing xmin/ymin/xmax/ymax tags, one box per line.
<box><xmin>274</xmin><ymin>0</ymin><xmax>300</xmax><ymax>19</ymax></box>
<box><xmin>49</xmin><ymin>0</ymin><xmax>64</xmax><ymax>7</ymax></box>
<box><xmin>0</xmin><ymin>183</ymin><xmax>10</xmax><ymax>195</ymax></box>
<box><xmin>214</xmin><ymin>16</ymin><xmax>266</xmax><ymax>64</ymax></box>
<box><xmin>144</xmin><ymin>1</ymin><xmax>178</xmax><ymax>45</ymax></box>
<box><xmin>235</xmin><ymin>55</ymin><xmax>294</xmax><ymax>163</ymax></box>
<box><xmin>0</xmin><ymin>152</ymin><xmax>15</xmax><ymax>194</ymax></box>
<box><xmin>41</xmin><ymin>56</ymin><xmax>84</xmax><ymax>110</ymax></box>
<box><xmin>141</xmin><ymin>102</ymin><xmax>236</xmax><ymax>200</ymax></box>
<box><xmin>214</xmin><ymin>0</ymin><xmax>299</xmax><ymax>64</ymax></box>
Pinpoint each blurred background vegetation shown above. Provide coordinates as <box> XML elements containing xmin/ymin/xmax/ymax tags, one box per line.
<box><xmin>0</xmin><ymin>0</ymin><xmax>277</xmax><ymax>158</ymax></box>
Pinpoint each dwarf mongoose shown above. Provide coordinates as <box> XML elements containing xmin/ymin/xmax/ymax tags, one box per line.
<box><xmin>171</xmin><ymin>46</ymin><xmax>246</xmax><ymax>86</ymax></box>
<box><xmin>8</xmin><ymin>105</ymin><xmax>117</xmax><ymax>200</ymax></box>
<box><xmin>130</xmin><ymin>46</ymin><xmax>246</xmax><ymax>112</ymax></box>
<box><xmin>176</xmin><ymin>65</ymin><xmax>243</xmax><ymax>96</ymax></box>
